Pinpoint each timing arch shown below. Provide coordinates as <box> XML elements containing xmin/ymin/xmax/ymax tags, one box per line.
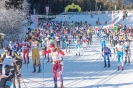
<box><xmin>64</xmin><ymin>3</ymin><xmax>81</xmax><ymax>12</ymax></box>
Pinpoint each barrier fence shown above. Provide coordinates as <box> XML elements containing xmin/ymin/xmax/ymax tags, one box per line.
<box><xmin>31</xmin><ymin>10</ymin><xmax>133</xmax><ymax>19</ymax></box>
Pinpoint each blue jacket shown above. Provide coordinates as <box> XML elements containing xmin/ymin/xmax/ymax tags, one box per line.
<box><xmin>124</xmin><ymin>25</ymin><xmax>126</xmax><ymax>31</ymax></box>
<box><xmin>102</xmin><ymin>47</ymin><xmax>111</xmax><ymax>55</ymax></box>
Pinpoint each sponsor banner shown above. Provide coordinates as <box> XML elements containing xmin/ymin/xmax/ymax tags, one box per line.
<box><xmin>31</xmin><ymin>15</ymin><xmax>56</xmax><ymax>19</ymax></box>
<box><xmin>38</xmin><ymin>15</ymin><xmax>42</xmax><ymax>18</ymax></box>
<box><xmin>56</xmin><ymin>15</ymin><xmax>68</xmax><ymax>18</ymax></box>
<box><xmin>42</xmin><ymin>15</ymin><xmax>56</xmax><ymax>18</ymax></box>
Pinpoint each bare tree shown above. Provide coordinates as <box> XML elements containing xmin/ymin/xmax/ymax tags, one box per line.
<box><xmin>0</xmin><ymin>0</ymin><xmax>30</xmax><ymax>47</ymax></box>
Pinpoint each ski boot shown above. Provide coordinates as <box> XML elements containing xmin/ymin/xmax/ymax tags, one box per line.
<box><xmin>32</xmin><ymin>66</ymin><xmax>36</xmax><ymax>73</ymax></box>
<box><xmin>61</xmin><ymin>83</ymin><xmax>64</xmax><ymax>88</ymax></box>
<box><xmin>128</xmin><ymin>58</ymin><xmax>130</xmax><ymax>64</ymax></box>
<box><xmin>51</xmin><ymin>60</ymin><xmax>53</xmax><ymax>63</ymax></box>
<box><xmin>118</xmin><ymin>66</ymin><xmax>120</xmax><ymax>71</ymax></box>
<box><xmin>122</xmin><ymin>66</ymin><xmax>124</xmax><ymax>71</ymax></box>
<box><xmin>23</xmin><ymin>60</ymin><xmax>26</xmax><ymax>64</ymax></box>
<box><xmin>47</xmin><ymin>57</ymin><xmax>50</xmax><ymax>63</ymax></box>
<box><xmin>104</xmin><ymin>62</ymin><xmax>107</xmax><ymax>67</ymax></box>
<box><xmin>108</xmin><ymin>63</ymin><xmax>110</xmax><ymax>68</ymax></box>
<box><xmin>54</xmin><ymin>83</ymin><xmax>57</xmax><ymax>88</ymax></box>
<box><xmin>14</xmin><ymin>85</ymin><xmax>16</xmax><ymax>88</ymax></box>
<box><xmin>38</xmin><ymin>66</ymin><xmax>41</xmax><ymax>73</ymax></box>
<box><xmin>128</xmin><ymin>60</ymin><xmax>130</xmax><ymax>64</ymax></box>
<box><xmin>125</xmin><ymin>59</ymin><xmax>127</xmax><ymax>64</ymax></box>
<box><xmin>27</xmin><ymin>60</ymin><xmax>29</xmax><ymax>64</ymax></box>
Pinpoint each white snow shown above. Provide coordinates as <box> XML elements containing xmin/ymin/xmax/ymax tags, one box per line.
<box><xmin>1</xmin><ymin>12</ymin><xmax>133</xmax><ymax>88</ymax></box>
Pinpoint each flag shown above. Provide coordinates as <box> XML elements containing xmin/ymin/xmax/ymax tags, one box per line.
<box><xmin>115</xmin><ymin>5</ymin><xmax>116</xmax><ymax>10</ymax></box>
<box><xmin>99</xmin><ymin>4</ymin><xmax>101</xmax><ymax>10</ymax></box>
<box><xmin>45</xmin><ymin>6</ymin><xmax>49</xmax><ymax>16</ymax></box>
<box><xmin>33</xmin><ymin>8</ymin><xmax>36</xmax><ymax>15</ymax></box>
<box><xmin>111</xmin><ymin>11</ymin><xmax>114</xmax><ymax>28</ymax></box>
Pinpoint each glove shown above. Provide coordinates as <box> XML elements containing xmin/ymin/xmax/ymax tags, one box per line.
<box><xmin>58</xmin><ymin>71</ymin><xmax>62</xmax><ymax>77</ymax></box>
<box><xmin>102</xmin><ymin>54</ymin><xmax>104</xmax><ymax>57</ymax></box>
<box><xmin>13</xmin><ymin>60</ymin><xmax>17</xmax><ymax>63</ymax></box>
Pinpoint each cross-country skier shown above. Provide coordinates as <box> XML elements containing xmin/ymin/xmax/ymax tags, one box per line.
<box><xmin>124</xmin><ymin>40</ymin><xmax>131</xmax><ymax>64</ymax></box>
<box><xmin>42</xmin><ymin>43</ymin><xmax>65</xmax><ymax>88</ymax></box>
<box><xmin>31</xmin><ymin>37</ymin><xmax>41</xmax><ymax>73</ymax></box>
<box><xmin>55</xmin><ymin>33</ymin><xmax>60</xmax><ymax>48</ymax></box>
<box><xmin>20</xmin><ymin>40</ymin><xmax>31</xmax><ymax>64</ymax></box>
<box><xmin>0</xmin><ymin>47</ymin><xmax>22</xmax><ymax>88</ymax></box>
<box><xmin>100</xmin><ymin>36</ymin><xmax>106</xmax><ymax>50</ymax></box>
<box><xmin>115</xmin><ymin>41</ymin><xmax>125</xmax><ymax>70</ymax></box>
<box><xmin>102</xmin><ymin>45</ymin><xmax>111</xmax><ymax>67</ymax></box>
<box><xmin>74</xmin><ymin>40</ymin><xmax>80</xmax><ymax>56</ymax></box>
<box><xmin>65</xmin><ymin>38</ymin><xmax>70</xmax><ymax>54</ymax></box>
<box><xmin>83</xmin><ymin>35</ymin><xmax>88</xmax><ymax>48</ymax></box>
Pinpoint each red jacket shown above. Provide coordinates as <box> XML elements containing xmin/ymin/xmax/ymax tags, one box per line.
<box><xmin>42</xmin><ymin>49</ymin><xmax>65</xmax><ymax>56</ymax></box>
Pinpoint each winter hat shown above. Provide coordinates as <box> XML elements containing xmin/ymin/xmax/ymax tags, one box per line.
<box><xmin>4</xmin><ymin>47</ymin><xmax>10</xmax><ymax>52</ymax></box>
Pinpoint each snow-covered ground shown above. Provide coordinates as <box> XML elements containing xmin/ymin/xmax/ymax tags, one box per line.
<box><xmin>119</xmin><ymin>13</ymin><xmax>133</xmax><ymax>27</ymax></box>
<box><xmin>19</xmin><ymin>35</ymin><xmax>133</xmax><ymax>88</ymax></box>
<box><xmin>1</xmin><ymin>12</ymin><xmax>133</xmax><ymax>88</ymax></box>
<box><xmin>52</xmin><ymin>13</ymin><xmax>123</xmax><ymax>27</ymax></box>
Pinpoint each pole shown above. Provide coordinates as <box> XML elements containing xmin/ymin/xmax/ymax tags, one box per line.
<box><xmin>42</xmin><ymin>55</ymin><xmax>45</xmax><ymax>88</ymax></box>
<box><xmin>95</xmin><ymin>0</ymin><xmax>97</xmax><ymax>14</ymax></box>
<box><xmin>69</xmin><ymin>40</ymin><xmax>70</xmax><ymax>53</ymax></box>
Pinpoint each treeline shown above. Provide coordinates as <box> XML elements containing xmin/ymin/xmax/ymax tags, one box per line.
<box><xmin>29</xmin><ymin>0</ymin><xmax>133</xmax><ymax>14</ymax></box>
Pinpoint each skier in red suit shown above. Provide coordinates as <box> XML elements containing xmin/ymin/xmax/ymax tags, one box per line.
<box><xmin>42</xmin><ymin>43</ymin><xmax>65</xmax><ymax>88</ymax></box>
<box><xmin>20</xmin><ymin>40</ymin><xmax>31</xmax><ymax>64</ymax></box>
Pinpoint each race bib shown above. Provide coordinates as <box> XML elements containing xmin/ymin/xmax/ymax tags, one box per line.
<box><xmin>104</xmin><ymin>48</ymin><xmax>108</xmax><ymax>53</ymax></box>
<box><xmin>0</xmin><ymin>64</ymin><xmax>2</xmax><ymax>75</ymax></box>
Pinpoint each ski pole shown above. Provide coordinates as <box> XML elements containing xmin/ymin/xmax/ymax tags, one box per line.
<box><xmin>42</xmin><ymin>55</ymin><xmax>45</xmax><ymax>88</ymax></box>
<box><xmin>21</xmin><ymin>77</ymin><xmax>28</xmax><ymax>88</ymax></box>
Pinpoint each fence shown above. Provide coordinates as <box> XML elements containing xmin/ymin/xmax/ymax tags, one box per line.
<box><xmin>60</xmin><ymin>10</ymin><xmax>133</xmax><ymax>15</ymax></box>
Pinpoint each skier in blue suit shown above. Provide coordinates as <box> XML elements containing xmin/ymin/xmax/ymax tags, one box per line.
<box><xmin>102</xmin><ymin>45</ymin><xmax>111</xmax><ymax>67</ymax></box>
<box><xmin>100</xmin><ymin>36</ymin><xmax>106</xmax><ymax>49</ymax></box>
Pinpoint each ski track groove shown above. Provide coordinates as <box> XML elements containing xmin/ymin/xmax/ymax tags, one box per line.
<box><xmin>95</xmin><ymin>64</ymin><xmax>130</xmax><ymax>88</ymax></box>
<box><xmin>68</xmin><ymin>44</ymin><xmax>132</xmax><ymax>87</ymax></box>
<box><xmin>24</xmin><ymin>38</ymin><xmax>98</xmax><ymax>87</ymax></box>
<box><xmin>65</xmin><ymin>37</ymin><xmax>116</xmax><ymax>87</ymax></box>
<box><xmin>65</xmin><ymin>50</ymin><xmax>104</xmax><ymax>87</ymax></box>
<box><xmin>66</xmin><ymin>54</ymin><xmax>104</xmax><ymax>87</ymax></box>
<box><xmin>64</xmin><ymin>38</ymin><xmax>101</xmax><ymax>86</ymax></box>
<box><xmin>64</xmin><ymin>37</ymin><xmax>109</xmax><ymax>87</ymax></box>
<box><xmin>21</xmin><ymin>35</ymin><xmax>131</xmax><ymax>87</ymax></box>
<box><xmin>95</xmin><ymin>42</ymin><xmax>133</xmax><ymax>87</ymax></box>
